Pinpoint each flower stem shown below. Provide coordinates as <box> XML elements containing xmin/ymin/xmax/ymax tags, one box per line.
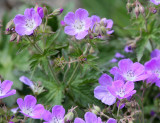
<box><xmin>100</xmin><ymin>112</ymin><xmax>110</xmax><ymax>119</ymax></box>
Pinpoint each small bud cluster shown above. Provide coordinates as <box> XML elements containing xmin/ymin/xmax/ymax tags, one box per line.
<box><xmin>126</xmin><ymin>0</ymin><xmax>145</xmax><ymax>18</ymax></box>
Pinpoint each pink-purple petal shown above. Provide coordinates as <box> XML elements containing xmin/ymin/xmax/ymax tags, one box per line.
<box><xmin>98</xmin><ymin>73</ymin><xmax>113</xmax><ymax>86</ymax></box>
<box><xmin>74</xmin><ymin>118</ymin><xmax>85</xmax><ymax>123</ymax></box>
<box><xmin>52</xmin><ymin>105</ymin><xmax>65</xmax><ymax>119</ymax></box>
<box><xmin>17</xmin><ymin>98</ymin><xmax>24</xmax><ymax>110</ymax></box>
<box><xmin>85</xmin><ymin>112</ymin><xmax>97</xmax><ymax>123</ymax></box>
<box><xmin>32</xmin><ymin>104</ymin><xmax>45</xmax><ymax>119</ymax></box>
<box><xmin>94</xmin><ymin>86</ymin><xmax>116</xmax><ymax>105</ymax></box>
<box><xmin>64</xmin><ymin>26</ymin><xmax>76</xmax><ymax>36</ymax></box>
<box><xmin>75</xmin><ymin>8</ymin><xmax>89</xmax><ymax>20</ymax></box>
<box><xmin>24</xmin><ymin>95</ymin><xmax>37</xmax><ymax>108</ymax></box>
<box><xmin>107</xmin><ymin>118</ymin><xmax>117</xmax><ymax>123</ymax></box>
<box><xmin>1</xmin><ymin>80</ymin><xmax>13</xmax><ymax>94</ymax></box>
<box><xmin>64</xmin><ymin>12</ymin><xmax>75</xmax><ymax>25</ymax></box>
<box><xmin>14</xmin><ymin>14</ymin><xmax>26</xmax><ymax>25</ymax></box>
<box><xmin>75</xmin><ymin>31</ymin><xmax>88</xmax><ymax>40</ymax></box>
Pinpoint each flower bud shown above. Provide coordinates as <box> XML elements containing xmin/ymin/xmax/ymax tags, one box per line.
<box><xmin>139</xmin><ymin>5</ymin><xmax>145</xmax><ymax>15</ymax></box>
<box><xmin>126</xmin><ymin>2</ymin><xmax>133</xmax><ymax>13</ymax></box>
<box><xmin>6</xmin><ymin>19</ymin><xmax>13</xmax><ymax>30</ymax></box>
<box><xmin>43</xmin><ymin>6</ymin><xmax>48</xmax><ymax>16</ymax></box>
<box><xmin>134</xmin><ymin>6</ymin><xmax>140</xmax><ymax>18</ymax></box>
<box><xmin>100</xmin><ymin>18</ymin><xmax>107</xmax><ymax>27</ymax></box>
<box><xmin>64</xmin><ymin>112</ymin><xmax>74</xmax><ymax>122</ymax></box>
<box><xmin>10</xmin><ymin>33</ymin><xmax>17</xmax><ymax>42</ymax></box>
<box><xmin>50</xmin><ymin>8</ymin><xmax>64</xmax><ymax>16</ymax></box>
<box><xmin>100</xmin><ymin>26</ymin><xmax>107</xmax><ymax>35</ymax></box>
<box><xmin>17</xmin><ymin>35</ymin><xmax>21</xmax><ymax>43</ymax></box>
<box><xmin>90</xmin><ymin>105</ymin><xmax>101</xmax><ymax>115</ymax></box>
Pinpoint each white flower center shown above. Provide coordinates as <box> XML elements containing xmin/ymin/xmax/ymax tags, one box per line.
<box><xmin>25</xmin><ymin>19</ymin><xmax>35</xmax><ymax>29</ymax></box>
<box><xmin>73</xmin><ymin>20</ymin><xmax>85</xmax><ymax>32</ymax></box>
<box><xmin>116</xmin><ymin>88</ymin><xmax>125</xmax><ymax>97</ymax></box>
<box><xmin>154</xmin><ymin>69</ymin><xmax>160</xmax><ymax>78</ymax></box>
<box><xmin>124</xmin><ymin>70</ymin><xmax>135</xmax><ymax>81</ymax></box>
<box><xmin>23</xmin><ymin>107</ymin><xmax>33</xmax><ymax>116</ymax></box>
<box><xmin>0</xmin><ymin>87</ymin><xmax>4</xmax><ymax>96</ymax></box>
<box><xmin>50</xmin><ymin>117</ymin><xmax>63</xmax><ymax>123</ymax></box>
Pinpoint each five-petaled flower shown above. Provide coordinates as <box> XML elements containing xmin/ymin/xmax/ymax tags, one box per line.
<box><xmin>94</xmin><ymin>73</ymin><xmax>116</xmax><ymax>105</ymax></box>
<box><xmin>14</xmin><ymin>8</ymin><xmax>42</xmax><ymax>36</ymax></box>
<box><xmin>42</xmin><ymin>105</ymin><xmax>65</xmax><ymax>123</ymax></box>
<box><xmin>107</xmin><ymin>80</ymin><xmax>136</xmax><ymax>99</ymax></box>
<box><xmin>74</xmin><ymin>112</ymin><xmax>103</xmax><ymax>123</ymax></box>
<box><xmin>0</xmin><ymin>80</ymin><xmax>16</xmax><ymax>99</ymax></box>
<box><xmin>64</xmin><ymin>8</ymin><xmax>92</xmax><ymax>40</ymax></box>
<box><xmin>145</xmin><ymin>57</ymin><xmax>160</xmax><ymax>87</ymax></box>
<box><xmin>17</xmin><ymin>95</ymin><xmax>45</xmax><ymax>119</ymax></box>
<box><xmin>110</xmin><ymin>59</ymin><xmax>148</xmax><ymax>82</ymax></box>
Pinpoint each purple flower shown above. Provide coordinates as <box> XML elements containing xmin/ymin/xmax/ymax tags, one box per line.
<box><xmin>100</xmin><ymin>18</ymin><xmax>114</xmax><ymax>35</ymax></box>
<box><xmin>145</xmin><ymin>57</ymin><xmax>160</xmax><ymax>87</ymax></box>
<box><xmin>19</xmin><ymin>76</ymin><xmax>35</xmax><ymax>90</ymax></box>
<box><xmin>151</xmin><ymin>49</ymin><xmax>160</xmax><ymax>58</ymax></box>
<box><xmin>14</xmin><ymin>8</ymin><xmax>42</xmax><ymax>36</ymax></box>
<box><xmin>107</xmin><ymin>80</ymin><xmax>136</xmax><ymax>99</ymax></box>
<box><xmin>150</xmin><ymin>0</ymin><xmax>160</xmax><ymax>5</ymax></box>
<box><xmin>0</xmin><ymin>80</ymin><xmax>16</xmax><ymax>99</ymax></box>
<box><xmin>74</xmin><ymin>112</ymin><xmax>102</xmax><ymax>123</ymax></box>
<box><xmin>110</xmin><ymin>59</ymin><xmax>148</xmax><ymax>82</ymax></box>
<box><xmin>64</xmin><ymin>8</ymin><xmax>92</xmax><ymax>40</ymax></box>
<box><xmin>42</xmin><ymin>105</ymin><xmax>65</xmax><ymax>123</ymax></box>
<box><xmin>124</xmin><ymin>46</ymin><xmax>133</xmax><ymax>53</ymax></box>
<box><xmin>91</xmin><ymin>15</ymin><xmax>101</xmax><ymax>30</ymax></box>
<box><xmin>94</xmin><ymin>74</ymin><xmax>116</xmax><ymax>105</ymax></box>
<box><xmin>115</xmin><ymin>52</ymin><xmax>124</xmax><ymax>58</ymax></box>
<box><xmin>37</xmin><ymin>7</ymin><xmax>44</xmax><ymax>18</ymax></box>
<box><xmin>17</xmin><ymin>95</ymin><xmax>45</xmax><ymax>119</ymax></box>
<box><xmin>110</xmin><ymin>58</ymin><xmax>118</xmax><ymax>63</ymax></box>
<box><xmin>107</xmin><ymin>118</ymin><xmax>117</xmax><ymax>123</ymax></box>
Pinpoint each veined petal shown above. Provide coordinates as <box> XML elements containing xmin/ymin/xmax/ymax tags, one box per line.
<box><xmin>64</xmin><ymin>12</ymin><xmax>75</xmax><ymax>25</ymax></box>
<box><xmin>98</xmin><ymin>73</ymin><xmax>113</xmax><ymax>86</ymax></box>
<box><xmin>75</xmin><ymin>31</ymin><xmax>88</xmax><ymax>40</ymax></box>
<box><xmin>94</xmin><ymin>86</ymin><xmax>116</xmax><ymax>105</ymax></box>
<box><xmin>52</xmin><ymin>105</ymin><xmax>65</xmax><ymax>119</ymax></box>
<box><xmin>14</xmin><ymin>14</ymin><xmax>26</xmax><ymax>25</ymax></box>
<box><xmin>75</xmin><ymin>8</ymin><xmax>89</xmax><ymax>20</ymax></box>
<box><xmin>74</xmin><ymin>118</ymin><xmax>85</xmax><ymax>123</ymax></box>
<box><xmin>32</xmin><ymin>104</ymin><xmax>45</xmax><ymax>119</ymax></box>
<box><xmin>17</xmin><ymin>98</ymin><xmax>24</xmax><ymax>110</ymax></box>
<box><xmin>42</xmin><ymin>110</ymin><xmax>52</xmax><ymax>122</ymax></box>
<box><xmin>24</xmin><ymin>95</ymin><xmax>37</xmax><ymax>108</ymax></box>
<box><xmin>85</xmin><ymin>112</ymin><xmax>97</xmax><ymax>123</ymax></box>
<box><xmin>0</xmin><ymin>90</ymin><xmax>16</xmax><ymax>99</ymax></box>
<box><xmin>64</xmin><ymin>26</ymin><xmax>76</xmax><ymax>36</ymax></box>
<box><xmin>1</xmin><ymin>80</ymin><xmax>13</xmax><ymax>94</ymax></box>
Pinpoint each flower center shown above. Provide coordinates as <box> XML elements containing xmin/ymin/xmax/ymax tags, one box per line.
<box><xmin>0</xmin><ymin>87</ymin><xmax>3</xmax><ymax>96</ymax></box>
<box><xmin>50</xmin><ymin>117</ymin><xmax>63</xmax><ymax>123</ymax></box>
<box><xmin>124</xmin><ymin>70</ymin><xmax>136</xmax><ymax>81</ymax></box>
<box><xmin>23</xmin><ymin>107</ymin><xmax>33</xmax><ymax>116</ymax></box>
<box><xmin>116</xmin><ymin>88</ymin><xmax>125</xmax><ymax>97</ymax></box>
<box><xmin>154</xmin><ymin>69</ymin><xmax>160</xmax><ymax>78</ymax></box>
<box><xmin>73</xmin><ymin>20</ymin><xmax>85</xmax><ymax>32</ymax></box>
<box><xmin>25</xmin><ymin>19</ymin><xmax>35</xmax><ymax>29</ymax></box>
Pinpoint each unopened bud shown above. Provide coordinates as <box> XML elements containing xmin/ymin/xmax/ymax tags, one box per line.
<box><xmin>95</xmin><ymin>25</ymin><xmax>100</xmax><ymax>34</ymax></box>
<box><xmin>64</xmin><ymin>112</ymin><xmax>74</xmax><ymax>122</ymax></box>
<box><xmin>51</xmin><ymin>8</ymin><xmax>64</xmax><ymax>16</ymax></box>
<box><xmin>17</xmin><ymin>35</ymin><xmax>21</xmax><ymax>43</ymax></box>
<box><xmin>6</xmin><ymin>19</ymin><xmax>13</xmax><ymax>30</ymax></box>
<box><xmin>100</xmin><ymin>18</ymin><xmax>107</xmax><ymax>27</ymax></box>
<box><xmin>10</xmin><ymin>33</ymin><xmax>17</xmax><ymax>42</ymax></box>
<box><xmin>126</xmin><ymin>3</ymin><xmax>133</xmax><ymax>13</ymax></box>
<box><xmin>100</xmin><ymin>26</ymin><xmax>106</xmax><ymax>34</ymax></box>
<box><xmin>135</xmin><ymin>6</ymin><xmax>140</xmax><ymax>18</ymax></box>
<box><xmin>139</xmin><ymin>5</ymin><xmax>145</xmax><ymax>14</ymax></box>
<box><xmin>43</xmin><ymin>6</ymin><xmax>48</xmax><ymax>16</ymax></box>
<box><xmin>93</xmin><ymin>105</ymin><xmax>101</xmax><ymax>112</ymax></box>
